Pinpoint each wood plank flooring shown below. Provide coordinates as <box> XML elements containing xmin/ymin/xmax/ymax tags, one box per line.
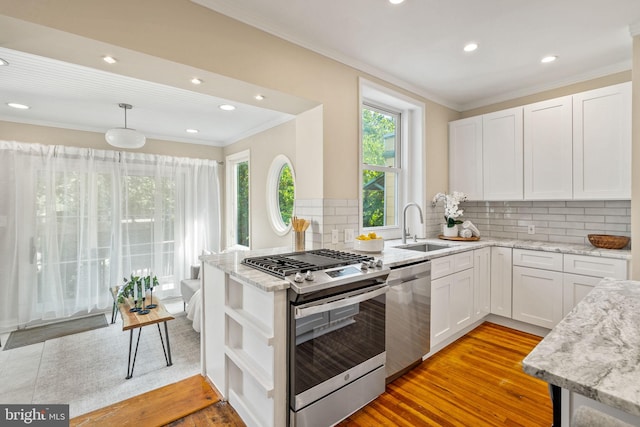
<box><xmin>339</xmin><ymin>322</ymin><xmax>552</xmax><ymax>426</ymax></box>
<box><xmin>70</xmin><ymin>375</ymin><xmax>221</xmax><ymax>427</ymax></box>
<box><xmin>70</xmin><ymin>322</ymin><xmax>551</xmax><ymax>426</ymax></box>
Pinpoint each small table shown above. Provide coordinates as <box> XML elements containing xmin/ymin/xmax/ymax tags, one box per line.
<box><xmin>112</xmin><ymin>288</ymin><xmax>175</xmax><ymax>379</ymax></box>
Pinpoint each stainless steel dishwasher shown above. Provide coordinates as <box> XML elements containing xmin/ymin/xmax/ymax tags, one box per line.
<box><xmin>385</xmin><ymin>260</ymin><xmax>431</xmax><ymax>383</ymax></box>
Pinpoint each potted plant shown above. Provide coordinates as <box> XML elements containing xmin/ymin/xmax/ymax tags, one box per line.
<box><xmin>432</xmin><ymin>191</ymin><xmax>468</xmax><ymax>237</ymax></box>
<box><xmin>117</xmin><ymin>274</ymin><xmax>159</xmax><ymax>307</ymax></box>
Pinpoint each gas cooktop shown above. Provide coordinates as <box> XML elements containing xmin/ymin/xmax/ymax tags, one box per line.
<box><xmin>242</xmin><ymin>249</ymin><xmax>374</xmax><ymax>279</ymax></box>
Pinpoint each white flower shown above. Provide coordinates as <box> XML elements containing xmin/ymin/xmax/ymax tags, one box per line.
<box><xmin>432</xmin><ymin>191</ymin><xmax>468</xmax><ymax>226</ymax></box>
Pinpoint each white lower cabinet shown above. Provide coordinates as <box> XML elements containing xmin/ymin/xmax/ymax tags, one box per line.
<box><xmin>512</xmin><ymin>266</ymin><xmax>564</xmax><ymax>329</ymax></box>
<box><xmin>490</xmin><ymin>247</ymin><xmax>512</xmax><ymax>317</ymax></box>
<box><xmin>431</xmin><ymin>268</ymin><xmax>474</xmax><ymax>347</ymax></box>
<box><xmin>431</xmin><ymin>252</ymin><xmax>475</xmax><ymax>348</ymax></box>
<box><xmin>473</xmin><ymin>247</ymin><xmax>491</xmax><ymax>321</ymax></box>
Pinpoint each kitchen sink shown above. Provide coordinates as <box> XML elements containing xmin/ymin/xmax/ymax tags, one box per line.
<box><xmin>401</xmin><ymin>243</ymin><xmax>450</xmax><ymax>252</ymax></box>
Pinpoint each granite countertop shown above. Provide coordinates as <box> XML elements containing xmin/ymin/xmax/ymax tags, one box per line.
<box><xmin>202</xmin><ymin>237</ymin><xmax>630</xmax><ymax>293</ymax></box>
<box><xmin>522</xmin><ymin>277</ymin><xmax>640</xmax><ymax>417</ymax></box>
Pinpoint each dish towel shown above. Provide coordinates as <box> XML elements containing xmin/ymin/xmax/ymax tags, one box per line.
<box><xmin>462</xmin><ymin>220</ymin><xmax>480</xmax><ymax>237</ymax></box>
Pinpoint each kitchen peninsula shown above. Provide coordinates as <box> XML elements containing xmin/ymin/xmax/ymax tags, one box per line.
<box><xmin>200</xmin><ymin>239</ymin><xmax>630</xmax><ymax>427</ymax></box>
<box><xmin>523</xmin><ymin>277</ymin><xmax>640</xmax><ymax>426</ymax></box>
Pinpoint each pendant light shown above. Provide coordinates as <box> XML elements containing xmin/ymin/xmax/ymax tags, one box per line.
<box><xmin>105</xmin><ymin>103</ymin><xmax>146</xmax><ymax>149</ymax></box>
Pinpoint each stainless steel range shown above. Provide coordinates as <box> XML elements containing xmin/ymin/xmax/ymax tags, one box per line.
<box><xmin>242</xmin><ymin>249</ymin><xmax>390</xmax><ymax>427</ymax></box>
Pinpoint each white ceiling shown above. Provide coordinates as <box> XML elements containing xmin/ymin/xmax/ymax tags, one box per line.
<box><xmin>2</xmin><ymin>1</ymin><xmax>640</xmax><ymax>146</ymax></box>
<box><xmin>0</xmin><ymin>47</ymin><xmax>295</xmax><ymax>147</ymax></box>
<box><xmin>194</xmin><ymin>0</ymin><xmax>640</xmax><ymax>111</ymax></box>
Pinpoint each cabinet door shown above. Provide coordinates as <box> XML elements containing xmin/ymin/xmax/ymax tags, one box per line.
<box><xmin>490</xmin><ymin>247</ymin><xmax>512</xmax><ymax>317</ymax></box>
<box><xmin>451</xmin><ymin>268</ymin><xmax>474</xmax><ymax>332</ymax></box>
<box><xmin>482</xmin><ymin>107</ymin><xmax>523</xmax><ymax>200</ymax></box>
<box><xmin>524</xmin><ymin>96</ymin><xmax>573</xmax><ymax>199</ymax></box>
<box><xmin>573</xmin><ymin>82</ymin><xmax>631</xmax><ymax>199</ymax></box>
<box><xmin>431</xmin><ymin>269</ymin><xmax>474</xmax><ymax>348</ymax></box>
<box><xmin>449</xmin><ymin>116</ymin><xmax>483</xmax><ymax>200</ymax></box>
<box><xmin>431</xmin><ymin>275</ymin><xmax>453</xmax><ymax>347</ymax></box>
<box><xmin>513</xmin><ymin>266</ymin><xmax>563</xmax><ymax>329</ymax></box>
<box><xmin>473</xmin><ymin>247</ymin><xmax>491</xmax><ymax>320</ymax></box>
<box><xmin>562</xmin><ymin>273</ymin><xmax>601</xmax><ymax>317</ymax></box>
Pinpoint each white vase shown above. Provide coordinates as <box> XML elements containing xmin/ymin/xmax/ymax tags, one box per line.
<box><xmin>443</xmin><ymin>224</ymin><xmax>459</xmax><ymax>237</ymax></box>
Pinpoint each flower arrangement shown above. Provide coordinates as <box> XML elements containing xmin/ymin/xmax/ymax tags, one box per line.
<box><xmin>432</xmin><ymin>191</ymin><xmax>468</xmax><ymax>228</ymax></box>
<box><xmin>117</xmin><ymin>274</ymin><xmax>159</xmax><ymax>304</ymax></box>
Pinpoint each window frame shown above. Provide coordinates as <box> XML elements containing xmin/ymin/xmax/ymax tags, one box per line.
<box><xmin>225</xmin><ymin>149</ymin><xmax>251</xmax><ymax>249</ymax></box>
<box><xmin>266</xmin><ymin>154</ymin><xmax>295</xmax><ymax>236</ymax></box>
<box><xmin>359</xmin><ymin>78</ymin><xmax>426</xmax><ymax>241</ymax></box>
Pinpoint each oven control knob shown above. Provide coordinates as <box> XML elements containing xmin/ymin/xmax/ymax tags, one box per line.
<box><xmin>368</xmin><ymin>260</ymin><xmax>376</xmax><ymax>268</ymax></box>
<box><xmin>360</xmin><ymin>262</ymin><xmax>369</xmax><ymax>270</ymax></box>
<box><xmin>294</xmin><ymin>272</ymin><xmax>304</xmax><ymax>283</ymax></box>
<box><xmin>376</xmin><ymin>259</ymin><xmax>383</xmax><ymax>268</ymax></box>
<box><xmin>305</xmin><ymin>271</ymin><xmax>315</xmax><ymax>281</ymax></box>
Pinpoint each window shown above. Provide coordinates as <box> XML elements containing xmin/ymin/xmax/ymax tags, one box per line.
<box><xmin>266</xmin><ymin>155</ymin><xmax>295</xmax><ymax>235</ymax></box>
<box><xmin>361</xmin><ymin>104</ymin><xmax>401</xmax><ymax>231</ymax></box>
<box><xmin>360</xmin><ymin>78</ymin><xmax>425</xmax><ymax>240</ymax></box>
<box><xmin>226</xmin><ymin>150</ymin><xmax>251</xmax><ymax>248</ymax></box>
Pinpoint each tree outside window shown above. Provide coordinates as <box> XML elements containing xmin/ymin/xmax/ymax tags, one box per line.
<box><xmin>362</xmin><ymin>105</ymin><xmax>400</xmax><ymax>228</ymax></box>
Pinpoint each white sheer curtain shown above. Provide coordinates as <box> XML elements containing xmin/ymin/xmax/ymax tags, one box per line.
<box><xmin>0</xmin><ymin>141</ymin><xmax>220</xmax><ymax>331</ymax></box>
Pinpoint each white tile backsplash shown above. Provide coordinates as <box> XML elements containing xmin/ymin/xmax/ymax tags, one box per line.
<box><xmin>456</xmin><ymin>200</ymin><xmax>631</xmax><ymax>246</ymax></box>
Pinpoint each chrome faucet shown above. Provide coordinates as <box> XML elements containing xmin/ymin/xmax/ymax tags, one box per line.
<box><xmin>402</xmin><ymin>202</ymin><xmax>424</xmax><ymax>244</ymax></box>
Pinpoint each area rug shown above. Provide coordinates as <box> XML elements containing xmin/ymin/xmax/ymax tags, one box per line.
<box><xmin>3</xmin><ymin>314</ymin><xmax>108</xmax><ymax>350</ymax></box>
<box><xmin>33</xmin><ymin>312</ymin><xmax>200</xmax><ymax>418</ymax></box>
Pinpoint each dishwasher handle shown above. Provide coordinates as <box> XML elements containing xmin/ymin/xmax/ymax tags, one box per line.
<box><xmin>387</xmin><ymin>261</ymin><xmax>431</xmax><ymax>285</ymax></box>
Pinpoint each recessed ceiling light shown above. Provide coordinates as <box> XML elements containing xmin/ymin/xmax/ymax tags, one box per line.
<box><xmin>7</xmin><ymin>103</ymin><xmax>30</xmax><ymax>109</ymax></box>
<box><xmin>389</xmin><ymin>0</ymin><xmax>405</xmax><ymax>4</ymax></box>
<box><xmin>219</xmin><ymin>104</ymin><xmax>236</xmax><ymax>111</ymax></box>
<box><xmin>255</xmin><ymin>94</ymin><xmax>265</xmax><ymax>101</ymax></box>
<box><xmin>541</xmin><ymin>55</ymin><xmax>558</xmax><ymax>64</ymax></box>
<box><xmin>463</xmin><ymin>43</ymin><xmax>478</xmax><ymax>52</ymax></box>
<box><xmin>103</xmin><ymin>56</ymin><xmax>117</xmax><ymax>64</ymax></box>
<box><xmin>186</xmin><ymin>129</ymin><xmax>199</xmax><ymax>134</ymax></box>
<box><xmin>0</xmin><ymin>58</ymin><xmax>8</xmax><ymax>66</ymax></box>
<box><xmin>191</xmin><ymin>78</ymin><xmax>203</xmax><ymax>85</ymax></box>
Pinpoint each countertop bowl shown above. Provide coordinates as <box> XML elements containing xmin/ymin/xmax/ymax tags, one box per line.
<box><xmin>587</xmin><ymin>234</ymin><xmax>630</xmax><ymax>249</ymax></box>
<box><xmin>354</xmin><ymin>238</ymin><xmax>384</xmax><ymax>253</ymax></box>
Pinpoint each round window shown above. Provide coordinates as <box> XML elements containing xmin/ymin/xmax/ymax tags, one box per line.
<box><xmin>267</xmin><ymin>155</ymin><xmax>295</xmax><ymax>235</ymax></box>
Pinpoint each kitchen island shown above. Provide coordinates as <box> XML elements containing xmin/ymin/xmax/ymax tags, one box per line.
<box><xmin>522</xmin><ymin>277</ymin><xmax>640</xmax><ymax>426</ymax></box>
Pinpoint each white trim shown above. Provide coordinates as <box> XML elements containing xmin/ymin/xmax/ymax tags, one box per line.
<box><xmin>358</xmin><ymin>78</ymin><xmax>425</xmax><ymax>241</ymax></box>
<box><xmin>266</xmin><ymin>154</ymin><xmax>295</xmax><ymax>236</ymax></box>
<box><xmin>225</xmin><ymin>149</ymin><xmax>251</xmax><ymax>249</ymax></box>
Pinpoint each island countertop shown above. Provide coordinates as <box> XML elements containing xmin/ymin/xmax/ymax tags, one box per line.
<box><xmin>522</xmin><ymin>277</ymin><xmax>640</xmax><ymax>417</ymax></box>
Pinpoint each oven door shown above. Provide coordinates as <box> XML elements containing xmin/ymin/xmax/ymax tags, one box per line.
<box><xmin>289</xmin><ymin>282</ymin><xmax>387</xmax><ymax>411</ymax></box>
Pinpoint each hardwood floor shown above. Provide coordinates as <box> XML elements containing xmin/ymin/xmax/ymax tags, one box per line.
<box><xmin>339</xmin><ymin>322</ymin><xmax>552</xmax><ymax>426</ymax></box>
<box><xmin>70</xmin><ymin>322</ymin><xmax>551</xmax><ymax>426</ymax></box>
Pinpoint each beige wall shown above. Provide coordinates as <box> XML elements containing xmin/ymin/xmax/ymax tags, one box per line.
<box><xmin>633</xmin><ymin>36</ymin><xmax>640</xmax><ymax>279</ymax></box>
<box><xmin>0</xmin><ymin>0</ymin><xmax>457</xmax><ymax>202</ymax></box>
<box><xmin>461</xmin><ymin>71</ymin><xmax>632</xmax><ymax>118</ymax></box>
<box><xmin>223</xmin><ymin>119</ymin><xmax>297</xmax><ymax>250</ymax></box>
<box><xmin>0</xmin><ymin>120</ymin><xmax>224</xmax><ymax>159</ymax></box>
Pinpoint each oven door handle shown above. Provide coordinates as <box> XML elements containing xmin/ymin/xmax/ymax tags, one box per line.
<box><xmin>294</xmin><ymin>285</ymin><xmax>389</xmax><ymax>319</ymax></box>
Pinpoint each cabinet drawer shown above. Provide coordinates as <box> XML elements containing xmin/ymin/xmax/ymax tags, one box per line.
<box><xmin>431</xmin><ymin>252</ymin><xmax>474</xmax><ymax>280</ymax></box>
<box><xmin>563</xmin><ymin>254</ymin><xmax>627</xmax><ymax>279</ymax></box>
<box><xmin>513</xmin><ymin>249</ymin><xmax>563</xmax><ymax>271</ymax></box>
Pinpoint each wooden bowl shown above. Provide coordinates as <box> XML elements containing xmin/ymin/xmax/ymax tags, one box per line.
<box><xmin>587</xmin><ymin>234</ymin><xmax>630</xmax><ymax>249</ymax></box>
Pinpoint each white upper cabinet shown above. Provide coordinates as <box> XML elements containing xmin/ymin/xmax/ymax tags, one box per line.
<box><xmin>482</xmin><ymin>107</ymin><xmax>523</xmax><ymax>200</ymax></box>
<box><xmin>573</xmin><ymin>82</ymin><xmax>631</xmax><ymax>199</ymax></box>
<box><xmin>449</xmin><ymin>82</ymin><xmax>631</xmax><ymax>202</ymax></box>
<box><xmin>523</xmin><ymin>96</ymin><xmax>573</xmax><ymax>199</ymax></box>
<box><xmin>449</xmin><ymin>116</ymin><xmax>483</xmax><ymax>200</ymax></box>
